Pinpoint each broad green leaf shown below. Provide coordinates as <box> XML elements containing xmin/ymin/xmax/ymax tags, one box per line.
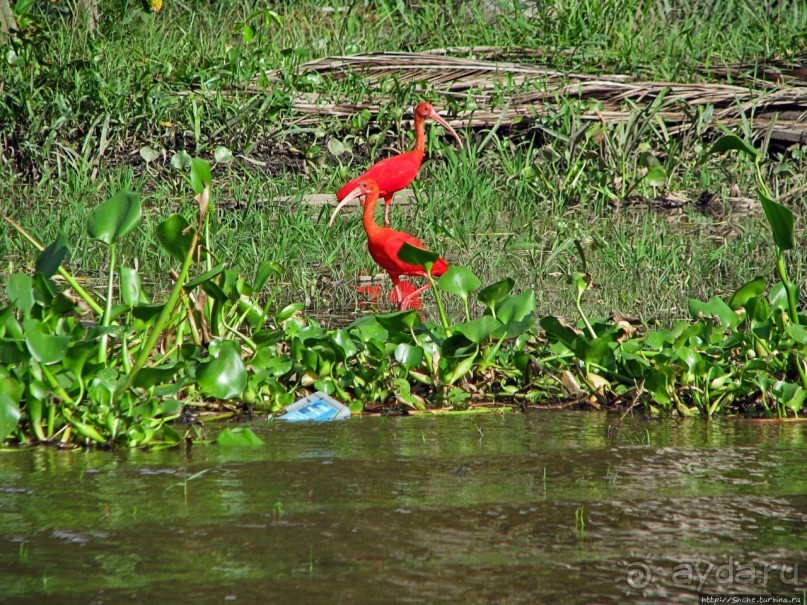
<box><xmin>745</xmin><ymin>296</ymin><xmax>770</xmax><ymax>323</ymax></box>
<box><xmin>35</xmin><ymin>232</ymin><xmax>69</xmax><ymax>278</ymax></box>
<box><xmin>119</xmin><ymin>267</ymin><xmax>142</xmax><ymax>306</ymax></box>
<box><xmin>645</xmin><ymin>368</ymin><xmax>672</xmax><ymax>405</ymax></box>
<box><xmin>159</xmin><ymin>399</ymin><xmax>183</xmax><ymax>416</ymax></box>
<box><xmin>771</xmin><ymin>381</ymin><xmax>806</xmax><ymax>414</ymax></box>
<box><xmin>758</xmin><ymin>189</ymin><xmax>795</xmax><ymax>251</ymax></box>
<box><xmin>62</xmin><ymin>341</ymin><xmax>93</xmax><ymax>380</ymax></box>
<box><xmin>331</xmin><ymin>329</ymin><xmax>358</xmax><ymax>360</ymax></box>
<box><xmin>242</xmin><ymin>23</ymin><xmax>255</xmax><ymax>42</ymax></box>
<box><xmin>391</xmin><ymin>378</ymin><xmax>425</xmax><ymax>409</ymax></box>
<box><xmin>156</xmin><ymin>214</ymin><xmax>195</xmax><ymax>263</ymax></box>
<box><xmin>139</xmin><ymin>146</ymin><xmax>160</xmax><ymax>163</ymax></box>
<box><xmin>569</xmin><ymin>272</ymin><xmax>589</xmax><ymax>298</ymax></box>
<box><xmin>394</xmin><ymin>343</ymin><xmax>424</xmax><ymax>370</ymax></box>
<box><xmin>23</xmin><ymin>319</ymin><xmax>69</xmax><ymax>365</ymax></box>
<box><xmin>572</xmin><ymin>335</ymin><xmax>612</xmax><ymax>365</ymax></box>
<box><xmin>184</xmin><ymin>263</ymin><xmax>226</xmax><ymax>290</ymax></box>
<box><xmin>0</xmin><ymin>392</ymin><xmax>20</xmax><ymax>443</ymax></box>
<box><xmin>133</xmin><ymin>365</ymin><xmax>182</xmax><ymax>389</ymax></box>
<box><xmin>397</xmin><ymin>242</ymin><xmax>438</xmax><ymax>271</ymax></box>
<box><xmin>729</xmin><ymin>277</ymin><xmax>766</xmax><ymax>310</ymax></box>
<box><xmin>639</xmin><ymin>152</ymin><xmax>667</xmax><ymax>187</ymax></box>
<box><xmin>688</xmin><ymin>296</ymin><xmax>739</xmax><ymax>328</ymax></box>
<box><xmin>375</xmin><ymin>310</ymin><xmax>421</xmax><ymax>333</ymax></box>
<box><xmin>441</xmin><ymin>333</ymin><xmax>477</xmax><ymax>359</ymax></box>
<box><xmin>7</xmin><ymin>273</ymin><xmax>34</xmax><ymax>316</ymax></box>
<box><xmin>170</xmin><ymin>150</ymin><xmax>192</xmax><ymax>169</ymax></box>
<box><xmin>769</xmin><ymin>282</ymin><xmax>800</xmax><ymax>313</ymax></box>
<box><xmin>785</xmin><ymin>322</ymin><xmax>807</xmax><ymax>345</ymax></box>
<box><xmin>327</xmin><ymin>138</ymin><xmax>345</xmax><ymax>156</ymax></box>
<box><xmin>214</xmin><ymin>146</ymin><xmax>233</xmax><ymax>163</ymax></box>
<box><xmin>497</xmin><ymin>290</ymin><xmax>536</xmax><ymax>326</ymax></box>
<box><xmin>87</xmin><ymin>191</ymin><xmax>142</xmax><ymax>246</ymax></box>
<box><xmin>0</xmin><ymin>339</ymin><xmax>27</xmax><ymax>364</ymax></box>
<box><xmin>190</xmin><ymin>158</ymin><xmax>212</xmax><ymax>194</ymax></box>
<box><xmin>216</xmin><ymin>427</ymin><xmax>263</xmax><ymax>447</ymax></box>
<box><xmin>438</xmin><ymin>266</ymin><xmax>481</xmax><ymax>301</ymax></box>
<box><xmin>250</xmin><ymin>350</ymin><xmax>292</xmax><ymax>375</ymax></box>
<box><xmin>706</xmin><ymin>133</ymin><xmax>760</xmax><ymax>159</ymax></box>
<box><xmin>478</xmin><ymin>277</ymin><xmax>515</xmax><ymax>312</ymax></box>
<box><xmin>454</xmin><ymin>315</ymin><xmax>503</xmax><ymax>343</ymax></box>
<box><xmin>445</xmin><ymin>354</ymin><xmax>477</xmax><ymax>385</ymax></box>
<box><xmin>197</xmin><ymin>340</ymin><xmax>248</xmax><ymax>400</ymax></box>
<box><xmin>276</xmin><ymin>302</ymin><xmax>305</xmax><ymax>323</ymax></box>
<box><xmin>348</xmin><ymin>316</ymin><xmax>389</xmax><ymax>343</ymax></box>
<box><xmin>676</xmin><ymin>346</ymin><xmax>705</xmax><ymax>375</ymax></box>
<box><xmin>540</xmin><ymin>316</ymin><xmax>578</xmax><ymax>349</ymax></box>
<box><xmin>254</xmin><ymin>260</ymin><xmax>283</xmax><ymax>291</ymax></box>
<box><xmin>0</xmin><ymin>370</ymin><xmax>22</xmax><ymax>403</ymax></box>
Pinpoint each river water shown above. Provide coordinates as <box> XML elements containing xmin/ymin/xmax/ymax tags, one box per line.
<box><xmin>1</xmin><ymin>412</ymin><xmax>806</xmax><ymax>604</ymax></box>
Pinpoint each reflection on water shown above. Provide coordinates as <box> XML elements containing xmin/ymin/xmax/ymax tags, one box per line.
<box><xmin>1</xmin><ymin>412</ymin><xmax>806</xmax><ymax>604</ymax></box>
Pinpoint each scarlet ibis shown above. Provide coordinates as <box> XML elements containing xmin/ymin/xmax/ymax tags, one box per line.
<box><xmin>329</xmin><ymin>178</ymin><xmax>448</xmax><ymax>310</ymax></box>
<box><xmin>336</xmin><ymin>102</ymin><xmax>462</xmax><ymax>227</ymax></box>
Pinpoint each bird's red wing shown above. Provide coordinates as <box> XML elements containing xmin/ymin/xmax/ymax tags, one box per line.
<box><xmin>336</xmin><ymin>152</ymin><xmax>421</xmax><ymax>201</ymax></box>
<box><xmin>369</xmin><ymin>229</ymin><xmax>446</xmax><ymax>278</ymax></box>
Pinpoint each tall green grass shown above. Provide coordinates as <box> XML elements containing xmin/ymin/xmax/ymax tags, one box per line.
<box><xmin>1</xmin><ymin>0</ymin><xmax>806</xmax><ymax>326</ymax></box>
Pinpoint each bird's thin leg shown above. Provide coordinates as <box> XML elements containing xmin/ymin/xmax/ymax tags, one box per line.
<box><xmin>383</xmin><ymin>195</ymin><xmax>393</xmax><ymax>227</ymax></box>
<box><xmin>391</xmin><ymin>277</ymin><xmax>402</xmax><ymax>308</ymax></box>
<box><xmin>398</xmin><ymin>283</ymin><xmax>430</xmax><ymax>311</ymax></box>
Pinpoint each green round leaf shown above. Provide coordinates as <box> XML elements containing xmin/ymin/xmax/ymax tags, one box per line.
<box><xmin>688</xmin><ymin>296</ymin><xmax>739</xmax><ymax>328</ymax></box>
<box><xmin>0</xmin><ymin>392</ymin><xmax>20</xmax><ymax>443</ymax></box>
<box><xmin>171</xmin><ymin>150</ymin><xmax>192</xmax><ymax>170</ymax></box>
<box><xmin>729</xmin><ymin>277</ymin><xmax>766</xmax><ymax>310</ymax></box>
<box><xmin>87</xmin><ymin>191</ymin><xmax>142</xmax><ymax>246</ymax></box>
<box><xmin>214</xmin><ymin>146</ymin><xmax>233</xmax><ymax>163</ymax></box>
<box><xmin>394</xmin><ymin>343</ymin><xmax>424</xmax><ymax>370</ymax></box>
<box><xmin>438</xmin><ymin>266</ymin><xmax>481</xmax><ymax>301</ymax></box>
<box><xmin>397</xmin><ymin>242</ymin><xmax>439</xmax><ymax>271</ymax></box>
<box><xmin>758</xmin><ymin>189</ymin><xmax>795</xmax><ymax>251</ymax></box>
<box><xmin>190</xmin><ymin>158</ymin><xmax>212</xmax><ymax>194</ymax></box>
<box><xmin>156</xmin><ymin>214</ymin><xmax>195</xmax><ymax>262</ymax></box>
<box><xmin>497</xmin><ymin>290</ymin><xmax>536</xmax><ymax>326</ymax></box>
<box><xmin>36</xmin><ymin>232</ymin><xmax>69</xmax><ymax>278</ymax></box>
<box><xmin>7</xmin><ymin>273</ymin><xmax>34</xmax><ymax>316</ymax></box>
<box><xmin>478</xmin><ymin>278</ymin><xmax>514</xmax><ymax>311</ymax></box>
<box><xmin>23</xmin><ymin>318</ymin><xmax>69</xmax><ymax>365</ymax></box>
<box><xmin>197</xmin><ymin>340</ymin><xmax>248</xmax><ymax>400</ymax></box>
<box><xmin>254</xmin><ymin>260</ymin><xmax>284</xmax><ymax>291</ymax></box>
<box><xmin>706</xmin><ymin>133</ymin><xmax>760</xmax><ymax>159</ymax></box>
<box><xmin>216</xmin><ymin>427</ymin><xmax>264</xmax><ymax>447</ymax></box>
<box><xmin>327</xmin><ymin>138</ymin><xmax>346</xmax><ymax>156</ymax></box>
<box><xmin>139</xmin><ymin>146</ymin><xmax>161</xmax><ymax>163</ymax></box>
<box><xmin>119</xmin><ymin>267</ymin><xmax>142</xmax><ymax>306</ymax></box>
<box><xmin>454</xmin><ymin>315</ymin><xmax>504</xmax><ymax>343</ymax></box>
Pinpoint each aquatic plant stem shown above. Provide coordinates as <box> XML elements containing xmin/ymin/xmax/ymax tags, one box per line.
<box><xmin>426</xmin><ymin>270</ymin><xmax>450</xmax><ymax>334</ymax></box>
<box><xmin>120</xmin><ymin>186</ymin><xmax>209</xmax><ymax>395</ymax></box>
<box><xmin>98</xmin><ymin>242</ymin><xmax>116</xmax><ymax>364</ymax></box>
<box><xmin>0</xmin><ymin>212</ymin><xmax>104</xmax><ymax>315</ymax></box>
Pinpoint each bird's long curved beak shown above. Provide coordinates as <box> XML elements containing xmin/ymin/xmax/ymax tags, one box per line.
<box><xmin>328</xmin><ymin>186</ymin><xmax>364</xmax><ymax>227</ymax></box>
<box><xmin>428</xmin><ymin>108</ymin><xmax>463</xmax><ymax>149</ymax></box>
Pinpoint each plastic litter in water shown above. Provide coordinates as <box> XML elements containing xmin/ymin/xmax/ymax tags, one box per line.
<box><xmin>277</xmin><ymin>391</ymin><xmax>351</xmax><ymax>422</ymax></box>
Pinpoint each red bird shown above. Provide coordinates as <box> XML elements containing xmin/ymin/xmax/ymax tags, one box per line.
<box><xmin>336</xmin><ymin>102</ymin><xmax>462</xmax><ymax>228</ymax></box>
<box><xmin>329</xmin><ymin>178</ymin><xmax>449</xmax><ymax>310</ymax></box>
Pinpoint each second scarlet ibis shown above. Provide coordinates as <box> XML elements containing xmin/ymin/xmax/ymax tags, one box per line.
<box><xmin>329</xmin><ymin>178</ymin><xmax>448</xmax><ymax>310</ymax></box>
<box><xmin>336</xmin><ymin>102</ymin><xmax>462</xmax><ymax>227</ymax></box>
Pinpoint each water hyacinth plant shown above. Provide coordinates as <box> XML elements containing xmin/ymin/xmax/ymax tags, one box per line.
<box><xmin>0</xmin><ymin>134</ymin><xmax>805</xmax><ymax>449</ymax></box>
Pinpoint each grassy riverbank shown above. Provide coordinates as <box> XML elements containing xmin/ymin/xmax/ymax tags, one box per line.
<box><xmin>1</xmin><ymin>1</ymin><xmax>807</xmax><ymax>446</ymax></box>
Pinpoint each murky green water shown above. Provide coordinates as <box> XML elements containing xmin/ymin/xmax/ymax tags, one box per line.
<box><xmin>1</xmin><ymin>412</ymin><xmax>806</xmax><ymax>604</ymax></box>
